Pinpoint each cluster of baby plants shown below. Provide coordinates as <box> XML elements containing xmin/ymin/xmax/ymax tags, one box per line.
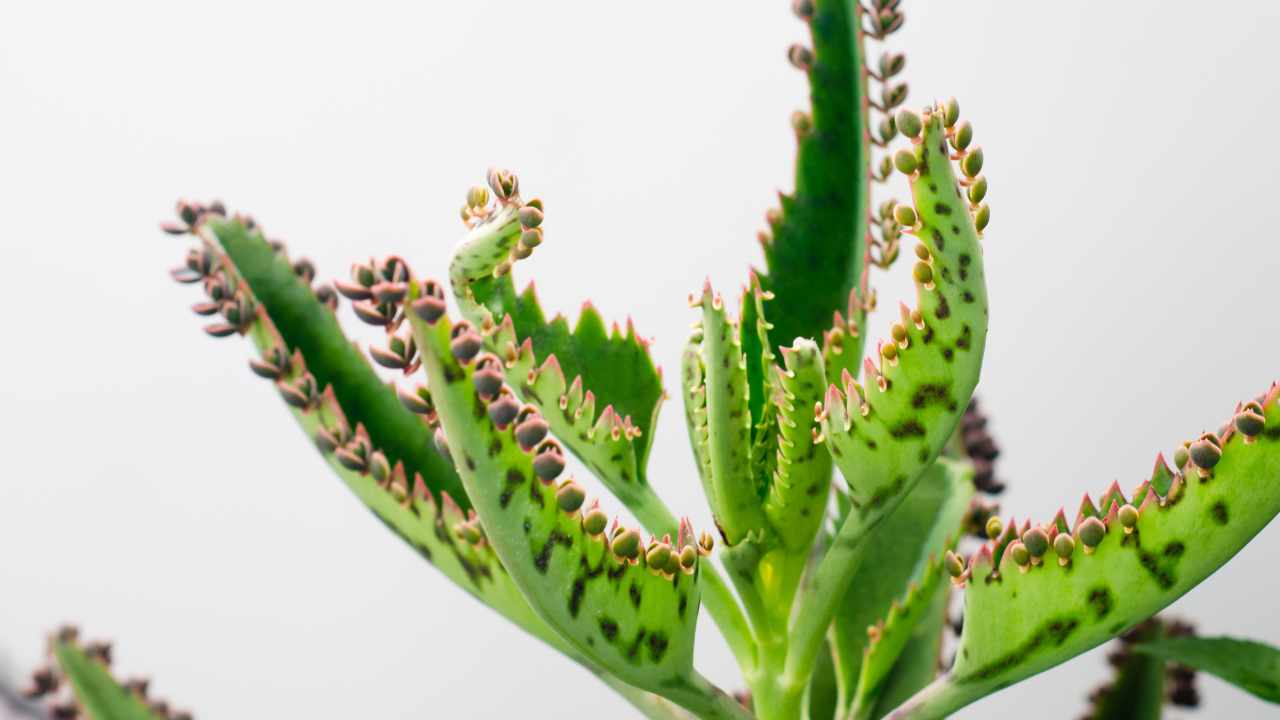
<box><xmin>21</xmin><ymin>2</ymin><xmax>1280</xmax><ymax>718</ymax></box>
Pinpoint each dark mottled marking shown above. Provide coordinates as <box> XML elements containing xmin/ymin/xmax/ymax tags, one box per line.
<box><xmin>569</xmin><ymin>578</ymin><xmax>586</xmax><ymax>617</ymax></box>
<box><xmin>934</xmin><ymin>202</ymin><xmax>952</xmax><ymax>215</ymax></box>
<box><xmin>865</xmin><ymin>474</ymin><xmax>909</xmax><ymax>510</ymax></box>
<box><xmin>678</xmin><ymin>593</ymin><xmax>688</xmax><ymax>619</ymax></box>
<box><xmin>931</xmin><ymin>228</ymin><xmax>945</xmax><ymax>252</ymax></box>
<box><xmin>488</xmin><ymin>437</ymin><xmax>502</xmax><ymax>457</ymax></box>
<box><xmin>929</xmin><ymin>182</ymin><xmax>938</xmax><ymax>191</ymax></box>
<box><xmin>942</xmin><ymin>347</ymin><xmax>954</xmax><ymax>362</ymax></box>
<box><xmin>919</xmin><ymin>448</ymin><xmax>929</xmax><ymax>462</ymax></box>
<box><xmin>522</xmin><ymin>384</ymin><xmax>543</xmax><ymax>405</ymax></box>
<box><xmin>600</xmin><ymin>618</ymin><xmax>619</xmax><ymax>643</ymax></box>
<box><xmin>956</xmin><ymin>324</ymin><xmax>972</xmax><ymax>350</ymax></box>
<box><xmin>891</xmin><ymin>420</ymin><xmax>926</xmax><ymax>439</ymax></box>
<box><xmin>1087</xmin><ymin>586</ymin><xmax>1114</xmax><ymax>620</ymax></box>
<box><xmin>608</xmin><ymin>562</ymin><xmax>628</xmax><ymax>581</ymax></box>
<box><xmin>629</xmin><ymin>583</ymin><xmax>642</xmax><ymax>608</ymax></box>
<box><xmin>464</xmin><ymin>454</ymin><xmax>476</xmax><ymax>471</ymax></box>
<box><xmin>962</xmin><ymin>290</ymin><xmax>974</xmax><ymax>303</ymax></box>
<box><xmin>959</xmin><ymin>617</ymin><xmax>1080</xmax><ymax>683</ymax></box>
<box><xmin>443</xmin><ymin>365</ymin><xmax>462</xmax><ymax>384</ymax></box>
<box><xmin>523</xmin><ymin>519</ymin><xmax>532</xmax><ymax>534</ymax></box>
<box><xmin>500</xmin><ymin>469</ymin><xmax>525</xmax><ymax>509</ymax></box>
<box><xmin>533</xmin><ymin>529</ymin><xmax>572</xmax><ymax>573</ymax></box>
<box><xmin>936</xmin><ymin>294</ymin><xmax>951</xmax><ymax>320</ymax></box>
<box><xmin>1211</xmin><ymin>501</ymin><xmax>1229</xmax><ymax>525</ymax></box>
<box><xmin>912</xmin><ymin>383</ymin><xmax>953</xmax><ymax>410</ymax></box>
<box><xmin>941</xmin><ymin>266</ymin><xmax>952</xmax><ymax>282</ymax></box>
<box><xmin>1164</xmin><ymin>541</ymin><xmax>1185</xmax><ymax>558</ymax></box>
<box><xmin>865</xmin><ymin>438</ymin><xmax>878</xmax><ymax>450</ymax></box>
<box><xmin>473</xmin><ymin>396</ymin><xmax>487</xmax><ymax>420</ymax></box>
<box><xmin>1137</xmin><ymin>543</ymin><xmax>1176</xmax><ymax>590</ymax></box>
<box><xmin>649</xmin><ymin>633</ymin><xmax>670</xmax><ymax>663</ymax></box>
<box><xmin>529</xmin><ymin>474</ymin><xmax>545</xmax><ymax>508</ymax></box>
<box><xmin>626</xmin><ymin>629</ymin><xmax>647</xmax><ymax>661</ymax></box>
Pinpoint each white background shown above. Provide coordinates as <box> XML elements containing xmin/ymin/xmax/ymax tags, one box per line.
<box><xmin>2</xmin><ymin>2</ymin><xmax>1279</xmax><ymax>717</ymax></box>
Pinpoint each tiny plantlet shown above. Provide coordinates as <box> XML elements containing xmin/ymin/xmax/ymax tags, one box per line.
<box><xmin>22</xmin><ymin>2</ymin><xmax>1280</xmax><ymax>719</ymax></box>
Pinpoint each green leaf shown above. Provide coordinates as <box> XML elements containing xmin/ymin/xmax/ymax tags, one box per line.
<box><xmin>53</xmin><ymin>639</ymin><xmax>165</xmax><ymax>720</ymax></box>
<box><xmin>868</xmin><ymin>580</ymin><xmax>950</xmax><ymax>719</ymax></box>
<box><xmin>820</xmin><ymin>108</ymin><xmax>988</xmax><ymax>514</ymax></box>
<box><xmin>835</xmin><ymin>459</ymin><xmax>974</xmax><ymax>719</ymax></box>
<box><xmin>807</xmin><ymin>641</ymin><xmax>840</xmax><ymax>720</ymax></box>
<box><xmin>781</xmin><ymin>105</ymin><xmax>991</xmax><ymax>705</ymax></box>
<box><xmin>173</xmin><ymin>215</ymin><xmax>585</xmax><ymax>656</ymax></box>
<box><xmin>887</xmin><ymin>384</ymin><xmax>1280</xmax><ymax>718</ymax></box>
<box><xmin>762</xmin><ymin>338</ymin><xmax>833</xmax><ymax>552</ymax></box>
<box><xmin>206</xmin><ymin>217</ymin><xmax>468</xmax><ymax>506</ymax></box>
<box><xmin>449</xmin><ymin>200</ymin><xmax>665</xmax><ymax>508</ymax></box>
<box><xmin>409</xmin><ymin>299</ymin><xmax>704</xmax><ymax>699</ymax></box>
<box><xmin>1135</xmin><ymin>636</ymin><xmax>1280</xmax><ymax>704</ymax></box>
<box><xmin>692</xmin><ymin>282</ymin><xmax>768</xmax><ymax>545</ymax></box>
<box><xmin>761</xmin><ymin>0</ymin><xmax>870</xmax><ymax>358</ymax></box>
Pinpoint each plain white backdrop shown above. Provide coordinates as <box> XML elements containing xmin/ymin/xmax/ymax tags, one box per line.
<box><xmin>3</xmin><ymin>1</ymin><xmax>1279</xmax><ymax>717</ymax></box>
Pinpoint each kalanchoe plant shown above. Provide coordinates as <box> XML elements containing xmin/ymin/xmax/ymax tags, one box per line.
<box><xmin>140</xmin><ymin>2</ymin><xmax>1280</xmax><ymax>718</ymax></box>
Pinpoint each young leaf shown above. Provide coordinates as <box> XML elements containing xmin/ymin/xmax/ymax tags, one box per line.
<box><xmin>1134</xmin><ymin>636</ymin><xmax>1280</xmax><ymax>704</ymax></box>
<box><xmin>692</xmin><ymin>281</ymin><xmax>769</xmax><ymax>545</ymax></box>
<box><xmin>447</xmin><ymin>189</ymin><xmax>664</xmax><ymax>506</ymax></box>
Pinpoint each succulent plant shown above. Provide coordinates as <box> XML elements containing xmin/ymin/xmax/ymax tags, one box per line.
<box><xmin>130</xmin><ymin>2</ymin><xmax>1280</xmax><ymax>718</ymax></box>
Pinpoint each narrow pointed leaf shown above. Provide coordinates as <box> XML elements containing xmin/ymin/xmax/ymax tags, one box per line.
<box><xmin>760</xmin><ymin>0</ymin><xmax>870</xmax><ymax>357</ymax></box>
<box><xmin>1134</xmin><ymin>636</ymin><xmax>1280</xmax><ymax>704</ymax></box>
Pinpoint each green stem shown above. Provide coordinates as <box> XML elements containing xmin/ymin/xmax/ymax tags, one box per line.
<box><xmin>722</xmin><ymin>542</ymin><xmax>777</xmax><ymax>649</ymax></box>
<box><xmin>599</xmin><ymin>674</ymin><xmax>697</xmax><ymax>720</ymax></box>
<box><xmin>881</xmin><ymin>675</ymin><xmax>980</xmax><ymax>720</ymax></box>
<box><xmin>772</xmin><ymin>492</ymin><xmax>911</xmax><ymax>716</ymax></box>
<box><xmin>661</xmin><ymin>673</ymin><xmax>756</xmax><ymax>720</ymax></box>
